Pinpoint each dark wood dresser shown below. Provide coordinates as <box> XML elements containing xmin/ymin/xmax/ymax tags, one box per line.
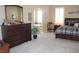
<box><xmin>1</xmin><ymin>23</ymin><xmax>31</xmax><ymax>48</ymax></box>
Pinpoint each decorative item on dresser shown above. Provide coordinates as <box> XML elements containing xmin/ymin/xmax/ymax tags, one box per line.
<box><xmin>1</xmin><ymin>23</ymin><xmax>31</xmax><ymax>48</ymax></box>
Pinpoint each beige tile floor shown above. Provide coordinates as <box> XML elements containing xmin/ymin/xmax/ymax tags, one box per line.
<box><xmin>10</xmin><ymin>32</ymin><xmax>79</xmax><ymax>53</ymax></box>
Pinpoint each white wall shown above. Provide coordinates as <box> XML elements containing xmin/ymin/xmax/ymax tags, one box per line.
<box><xmin>0</xmin><ymin>5</ymin><xmax>5</xmax><ymax>25</ymax></box>
<box><xmin>22</xmin><ymin>5</ymin><xmax>49</xmax><ymax>32</ymax></box>
<box><xmin>0</xmin><ymin>5</ymin><xmax>49</xmax><ymax>33</ymax></box>
<box><xmin>65</xmin><ymin>5</ymin><xmax>79</xmax><ymax>18</ymax></box>
<box><xmin>0</xmin><ymin>5</ymin><xmax>79</xmax><ymax>32</ymax></box>
<box><xmin>0</xmin><ymin>5</ymin><xmax>5</xmax><ymax>40</ymax></box>
<box><xmin>0</xmin><ymin>5</ymin><xmax>50</xmax><ymax>32</ymax></box>
<box><xmin>50</xmin><ymin>5</ymin><xmax>79</xmax><ymax>26</ymax></box>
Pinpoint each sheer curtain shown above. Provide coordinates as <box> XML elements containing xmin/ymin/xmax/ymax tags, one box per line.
<box><xmin>55</xmin><ymin>7</ymin><xmax>64</xmax><ymax>25</ymax></box>
<box><xmin>34</xmin><ymin>8</ymin><xmax>42</xmax><ymax>24</ymax></box>
<box><xmin>33</xmin><ymin>8</ymin><xmax>43</xmax><ymax>32</ymax></box>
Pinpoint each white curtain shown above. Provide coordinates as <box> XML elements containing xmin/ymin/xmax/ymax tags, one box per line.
<box><xmin>55</xmin><ymin>7</ymin><xmax>64</xmax><ymax>25</ymax></box>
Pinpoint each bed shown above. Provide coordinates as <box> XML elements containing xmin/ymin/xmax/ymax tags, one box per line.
<box><xmin>55</xmin><ymin>18</ymin><xmax>79</xmax><ymax>41</ymax></box>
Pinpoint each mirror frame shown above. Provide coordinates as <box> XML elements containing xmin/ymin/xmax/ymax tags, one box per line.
<box><xmin>5</xmin><ymin>5</ymin><xmax>23</xmax><ymax>23</ymax></box>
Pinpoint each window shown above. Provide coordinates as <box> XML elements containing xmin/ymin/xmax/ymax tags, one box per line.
<box><xmin>55</xmin><ymin>7</ymin><xmax>64</xmax><ymax>25</ymax></box>
<box><xmin>37</xmin><ymin>9</ymin><xmax>42</xmax><ymax>23</ymax></box>
<box><xmin>33</xmin><ymin>8</ymin><xmax>43</xmax><ymax>32</ymax></box>
<box><xmin>34</xmin><ymin>8</ymin><xmax>42</xmax><ymax>23</ymax></box>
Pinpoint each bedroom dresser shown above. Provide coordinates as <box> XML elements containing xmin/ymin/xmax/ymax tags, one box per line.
<box><xmin>1</xmin><ymin>23</ymin><xmax>31</xmax><ymax>48</ymax></box>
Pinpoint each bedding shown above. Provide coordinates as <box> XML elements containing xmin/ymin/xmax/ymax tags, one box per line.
<box><xmin>55</xmin><ymin>26</ymin><xmax>79</xmax><ymax>35</ymax></box>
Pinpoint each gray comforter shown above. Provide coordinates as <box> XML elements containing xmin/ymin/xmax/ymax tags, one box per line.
<box><xmin>55</xmin><ymin>26</ymin><xmax>79</xmax><ymax>35</ymax></box>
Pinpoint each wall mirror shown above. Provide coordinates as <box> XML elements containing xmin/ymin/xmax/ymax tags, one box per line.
<box><xmin>5</xmin><ymin>5</ymin><xmax>23</xmax><ymax>24</ymax></box>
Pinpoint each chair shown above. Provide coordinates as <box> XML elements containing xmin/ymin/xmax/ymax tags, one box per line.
<box><xmin>47</xmin><ymin>22</ymin><xmax>53</xmax><ymax>32</ymax></box>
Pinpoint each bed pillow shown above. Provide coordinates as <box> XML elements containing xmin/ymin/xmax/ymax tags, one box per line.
<box><xmin>74</xmin><ymin>23</ymin><xmax>79</xmax><ymax>27</ymax></box>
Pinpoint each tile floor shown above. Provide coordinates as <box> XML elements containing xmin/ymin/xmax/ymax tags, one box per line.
<box><xmin>10</xmin><ymin>32</ymin><xmax>79</xmax><ymax>53</ymax></box>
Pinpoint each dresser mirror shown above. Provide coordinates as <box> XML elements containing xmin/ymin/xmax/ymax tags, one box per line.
<box><xmin>5</xmin><ymin>5</ymin><xmax>23</xmax><ymax>25</ymax></box>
